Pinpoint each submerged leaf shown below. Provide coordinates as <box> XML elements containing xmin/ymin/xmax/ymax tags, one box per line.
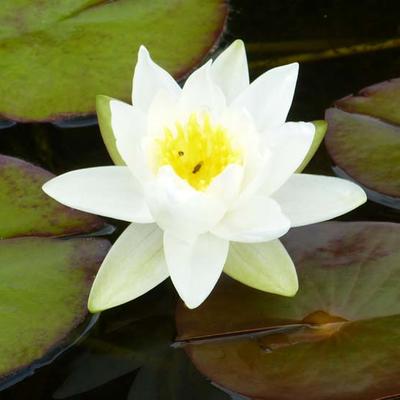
<box><xmin>55</xmin><ymin>294</ymin><xmax>229</xmax><ymax>400</ymax></box>
<box><xmin>128</xmin><ymin>350</ymin><xmax>230</xmax><ymax>400</ymax></box>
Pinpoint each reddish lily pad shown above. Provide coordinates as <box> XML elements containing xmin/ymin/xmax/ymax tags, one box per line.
<box><xmin>0</xmin><ymin>154</ymin><xmax>105</xmax><ymax>238</ymax></box>
<box><xmin>0</xmin><ymin>154</ymin><xmax>111</xmax><ymax>388</ymax></box>
<box><xmin>335</xmin><ymin>78</ymin><xmax>400</xmax><ymax>126</ymax></box>
<box><xmin>0</xmin><ymin>0</ymin><xmax>227</xmax><ymax>123</ymax></box>
<box><xmin>325</xmin><ymin>79</ymin><xmax>400</xmax><ymax>206</ymax></box>
<box><xmin>176</xmin><ymin>222</ymin><xmax>400</xmax><ymax>400</ymax></box>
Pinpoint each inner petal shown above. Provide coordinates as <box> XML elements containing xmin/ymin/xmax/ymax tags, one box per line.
<box><xmin>153</xmin><ymin>112</ymin><xmax>243</xmax><ymax>191</ymax></box>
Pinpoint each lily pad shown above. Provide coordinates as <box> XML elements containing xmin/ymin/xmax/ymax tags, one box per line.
<box><xmin>0</xmin><ymin>237</ymin><xmax>110</xmax><ymax>387</ymax></box>
<box><xmin>0</xmin><ymin>154</ymin><xmax>105</xmax><ymax>238</ymax></box>
<box><xmin>0</xmin><ymin>153</ymin><xmax>111</xmax><ymax>388</ymax></box>
<box><xmin>176</xmin><ymin>222</ymin><xmax>400</xmax><ymax>400</ymax></box>
<box><xmin>0</xmin><ymin>0</ymin><xmax>227</xmax><ymax>122</ymax></box>
<box><xmin>325</xmin><ymin>79</ymin><xmax>400</xmax><ymax>206</ymax></box>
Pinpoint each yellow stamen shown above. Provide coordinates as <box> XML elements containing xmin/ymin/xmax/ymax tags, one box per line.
<box><xmin>155</xmin><ymin>112</ymin><xmax>243</xmax><ymax>190</ymax></box>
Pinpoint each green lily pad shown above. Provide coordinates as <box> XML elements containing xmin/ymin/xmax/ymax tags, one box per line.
<box><xmin>0</xmin><ymin>154</ymin><xmax>105</xmax><ymax>238</ymax></box>
<box><xmin>325</xmin><ymin>79</ymin><xmax>400</xmax><ymax>206</ymax></box>
<box><xmin>0</xmin><ymin>0</ymin><xmax>227</xmax><ymax>122</ymax></box>
<box><xmin>0</xmin><ymin>237</ymin><xmax>110</xmax><ymax>387</ymax></box>
<box><xmin>176</xmin><ymin>222</ymin><xmax>400</xmax><ymax>400</ymax></box>
<box><xmin>0</xmin><ymin>153</ymin><xmax>111</xmax><ymax>388</ymax></box>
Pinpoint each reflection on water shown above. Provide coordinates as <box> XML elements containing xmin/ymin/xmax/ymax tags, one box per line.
<box><xmin>334</xmin><ymin>166</ymin><xmax>400</xmax><ymax>210</ymax></box>
<box><xmin>1</xmin><ymin>0</ymin><xmax>400</xmax><ymax>399</ymax></box>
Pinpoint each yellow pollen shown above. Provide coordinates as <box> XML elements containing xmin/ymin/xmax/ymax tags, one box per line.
<box><xmin>155</xmin><ymin>112</ymin><xmax>243</xmax><ymax>190</ymax></box>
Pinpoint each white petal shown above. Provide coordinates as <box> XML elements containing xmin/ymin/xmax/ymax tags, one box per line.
<box><xmin>43</xmin><ymin>167</ymin><xmax>153</xmax><ymax>223</ymax></box>
<box><xmin>88</xmin><ymin>223</ymin><xmax>168</xmax><ymax>312</ymax></box>
<box><xmin>206</xmin><ymin>164</ymin><xmax>244</xmax><ymax>208</ymax></box>
<box><xmin>164</xmin><ymin>232</ymin><xmax>229</xmax><ymax>308</ymax></box>
<box><xmin>146</xmin><ymin>89</ymin><xmax>179</xmax><ymax>139</ymax></box>
<box><xmin>211</xmin><ymin>39</ymin><xmax>249</xmax><ymax>103</ymax></box>
<box><xmin>212</xmin><ymin>196</ymin><xmax>290</xmax><ymax>243</ymax></box>
<box><xmin>132</xmin><ymin>46</ymin><xmax>181</xmax><ymax>111</ymax></box>
<box><xmin>273</xmin><ymin>174</ymin><xmax>367</xmax><ymax>227</ymax></box>
<box><xmin>237</xmin><ymin>149</ymin><xmax>271</xmax><ymax>205</ymax></box>
<box><xmin>218</xmin><ymin>108</ymin><xmax>263</xmax><ymax>195</ymax></box>
<box><xmin>235</xmin><ymin>122</ymin><xmax>314</xmax><ymax>205</ymax></box>
<box><xmin>261</xmin><ymin>121</ymin><xmax>315</xmax><ymax>195</ymax></box>
<box><xmin>110</xmin><ymin>99</ymin><xmax>146</xmax><ymax>168</ymax></box>
<box><xmin>224</xmin><ymin>239</ymin><xmax>298</xmax><ymax>296</ymax></box>
<box><xmin>232</xmin><ymin>63</ymin><xmax>299</xmax><ymax>131</ymax></box>
<box><xmin>145</xmin><ymin>166</ymin><xmax>226</xmax><ymax>239</ymax></box>
<box><xmin>179</xmin><ymin>61</ymin><xmax>226</xmax><ymax>116</ymax></box>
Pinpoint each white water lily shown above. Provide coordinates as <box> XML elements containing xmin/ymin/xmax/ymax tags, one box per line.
<box><xmin>43</xmin><ymin>40</ymin><xmax>366</xmax><ymax>311</ymax></box>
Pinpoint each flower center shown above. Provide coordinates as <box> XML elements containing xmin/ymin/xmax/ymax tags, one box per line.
<box><xmin>155</xmin><ymin>112</ymin><xmax>243</xmax><ymax>190</ymax></box>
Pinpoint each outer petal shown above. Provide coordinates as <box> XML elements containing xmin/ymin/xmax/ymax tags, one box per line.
<box><xmin>232</xmin><ymin>63</ymin><xmax>299</xmax><ymax>131</ymax></box>
<box><xmin>96</xmin><ymin>95</ymin><xmax>126</xmax><ymax>166</ymax></box>
<box><xmin>43</xmin><ymin>167</ymin><xmax>153</xmax><ymax>223</ymax></box>
<box><xmin>110</xmin><ymin>99</ymin><xmax>146</xmax><ymax>168</ymax></box>
<box><xmin>224</xmin><ymin>239</ymin><xmax>298</xmax><ymax>296</ymax></box>
<box><xmin>145</xmin><ymin>166</ymin><xmax>226</xmax><ymax>239</ymax></box>
<box><xmin>88</xmin><ymin>223</ymin><xmax>168</xmax><ymax>312</ymax></box>
<box><xmin>132</xmin><ymin>46</ymin><xmax>181</xmax><ymax>111</ymax></box>
<box><xmin>272</xmin><ymin>174</ymin><xmax>367</xmax><ymax>227</ymax></box>
<box><xmin>211</xmin><ymin>39</ymin><xmax>249</xmax><ymax>103</ymax></box>
<box><xmin>212</xmin><ymin>196</ymin><xmax>290</xmax><ymax>243</ymax></box>
<box><xmin>164</xmin><ymin>232</ymin><xmax>229</xmax><ymax>309</ymax></box>
<box><xmin>179</xmin><ymin>61</ymin><xmax>226</xmax><ymax>116</ymax></box>
<box><xmin>261</xmin><ymin>121</ymin><xmax>315</xmax><ymax>195</ymax></box>
<box><xmin>296</xmin><ymin>120</ymin><xmax>328</xmax><ymax>173</ymax></box>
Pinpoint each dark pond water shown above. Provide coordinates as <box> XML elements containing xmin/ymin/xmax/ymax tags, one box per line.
<box><xmin>1</xmin><ymin>0</ymin><xmax>400</xmax><ymax>399</ymax></box>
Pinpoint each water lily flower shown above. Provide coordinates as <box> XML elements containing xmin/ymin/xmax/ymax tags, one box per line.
<box><xmin>43</xmin><ymin>40</ymin><xmax>366</xmax><ymax>311</ymax></box>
